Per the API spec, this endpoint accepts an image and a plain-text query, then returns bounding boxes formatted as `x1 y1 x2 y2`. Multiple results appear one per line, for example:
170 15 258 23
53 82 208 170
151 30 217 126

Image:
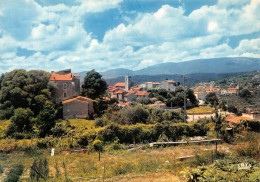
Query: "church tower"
125 75 131 91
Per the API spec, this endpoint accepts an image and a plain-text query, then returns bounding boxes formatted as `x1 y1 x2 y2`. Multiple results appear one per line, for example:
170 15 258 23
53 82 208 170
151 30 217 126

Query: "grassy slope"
0 143 235 181
0 120 10 138
187 106 214 114
1 119 259 181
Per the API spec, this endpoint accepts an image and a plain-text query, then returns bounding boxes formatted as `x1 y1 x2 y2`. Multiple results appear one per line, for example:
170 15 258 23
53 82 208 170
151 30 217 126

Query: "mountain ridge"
77 57 260 80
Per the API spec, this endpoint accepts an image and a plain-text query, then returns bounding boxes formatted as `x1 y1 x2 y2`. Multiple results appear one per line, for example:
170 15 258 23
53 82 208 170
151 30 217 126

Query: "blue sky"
0 0 259 73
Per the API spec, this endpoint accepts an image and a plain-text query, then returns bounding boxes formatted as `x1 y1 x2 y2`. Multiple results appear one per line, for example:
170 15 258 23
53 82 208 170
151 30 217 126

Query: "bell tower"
125 75 131 91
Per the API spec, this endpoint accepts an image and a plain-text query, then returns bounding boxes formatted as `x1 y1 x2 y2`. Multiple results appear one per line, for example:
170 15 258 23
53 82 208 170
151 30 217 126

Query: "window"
64 92 66 98
64 83 67 89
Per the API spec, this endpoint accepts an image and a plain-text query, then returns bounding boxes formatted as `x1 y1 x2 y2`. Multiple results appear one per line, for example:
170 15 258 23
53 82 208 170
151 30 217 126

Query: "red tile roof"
166 80 175 83
226 115 252 124
114 90 124 94
124 91 135 96
50 73 79 81
114 83 125 87
62 96 94 104
109 88 118 92
132 87 142 91
134 91 150 96
102 97 111 101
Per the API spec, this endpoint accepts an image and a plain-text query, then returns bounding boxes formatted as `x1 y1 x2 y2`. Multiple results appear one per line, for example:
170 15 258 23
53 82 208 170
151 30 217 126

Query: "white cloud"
0 0 259 73
0 0 41 40
76 0 123 14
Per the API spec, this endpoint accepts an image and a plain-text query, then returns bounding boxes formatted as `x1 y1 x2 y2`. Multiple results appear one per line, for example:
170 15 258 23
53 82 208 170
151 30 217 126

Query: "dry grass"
103 171 182 182
187 106 214 114
0 143 236 181
0 120 10 138
64 119 96 129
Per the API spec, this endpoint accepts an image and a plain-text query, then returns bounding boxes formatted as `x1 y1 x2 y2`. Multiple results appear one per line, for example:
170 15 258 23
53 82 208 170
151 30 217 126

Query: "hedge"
78 122 209 146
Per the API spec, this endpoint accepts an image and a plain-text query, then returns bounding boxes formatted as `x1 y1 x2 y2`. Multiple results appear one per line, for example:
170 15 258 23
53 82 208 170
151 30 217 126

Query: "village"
0 68 259 181
50 69 260 126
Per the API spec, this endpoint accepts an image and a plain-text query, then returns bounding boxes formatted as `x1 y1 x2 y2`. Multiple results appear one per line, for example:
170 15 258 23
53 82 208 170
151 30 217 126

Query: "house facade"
160 80 177 91
62 96 95 119
49 69 80 103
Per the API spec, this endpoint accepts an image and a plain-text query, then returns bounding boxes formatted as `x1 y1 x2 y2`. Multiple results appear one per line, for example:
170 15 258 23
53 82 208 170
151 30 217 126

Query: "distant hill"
133 57 260 75
77 68 133 83
77 57 260 82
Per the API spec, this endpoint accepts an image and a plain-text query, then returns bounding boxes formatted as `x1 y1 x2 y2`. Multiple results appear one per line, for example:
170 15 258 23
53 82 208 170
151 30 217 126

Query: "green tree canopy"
0 69 51 119
81 69 107 99
205 92 219 106
0 69 58 137
239 89 251 98
7 108 34 135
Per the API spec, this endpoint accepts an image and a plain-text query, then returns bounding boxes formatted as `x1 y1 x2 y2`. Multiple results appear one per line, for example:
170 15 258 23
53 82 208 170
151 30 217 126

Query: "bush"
112 105 149 125
184 158 260 182
95 118 108 127
235 141 260 158
36 137 57 149
7 108 33 135
51 124 67 137
242 120 260 132
92 139 103 152
5 164 24 182
107 138 124 150
8 132 32 139
0 165 3 174
98 122 209 144
30 158 49 181
77 130 98 147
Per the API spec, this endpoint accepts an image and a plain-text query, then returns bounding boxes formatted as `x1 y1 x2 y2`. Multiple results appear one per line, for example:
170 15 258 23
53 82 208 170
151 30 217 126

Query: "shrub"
36 137 57 149
30 158 49 181
184 158 260 182
235 142 260 158
107 138 125 150
92 139 103 152
98 122 209 144
95 118 108 127
5 164 24 182
51 124 67 137
9 132 32 139
0 165 3 174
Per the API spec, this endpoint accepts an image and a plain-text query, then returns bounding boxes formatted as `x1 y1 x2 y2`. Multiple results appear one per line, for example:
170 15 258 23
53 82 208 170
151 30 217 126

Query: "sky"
0 0 259 73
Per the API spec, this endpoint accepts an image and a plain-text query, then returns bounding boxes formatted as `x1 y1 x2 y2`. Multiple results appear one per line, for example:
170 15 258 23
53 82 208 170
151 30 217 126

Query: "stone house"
62 96 95 119
49 69 80 103
134 91 151 98
124 91 136 102
49 69 95 119
159 80 177 91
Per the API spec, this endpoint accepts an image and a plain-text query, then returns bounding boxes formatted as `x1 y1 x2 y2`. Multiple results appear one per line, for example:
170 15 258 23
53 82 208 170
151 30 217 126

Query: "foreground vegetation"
0 117 259 181
0 132 259 181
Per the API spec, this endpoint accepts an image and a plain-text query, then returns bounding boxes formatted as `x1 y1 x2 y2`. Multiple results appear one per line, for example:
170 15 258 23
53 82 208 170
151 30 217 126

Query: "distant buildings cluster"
107 75 177 108
191 82 241 101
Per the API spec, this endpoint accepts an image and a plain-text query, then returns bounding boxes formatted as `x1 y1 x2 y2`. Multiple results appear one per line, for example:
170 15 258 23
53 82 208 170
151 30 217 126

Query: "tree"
7 108 34 134
35 102 57 137
0 69 51 119
81 69 107 99
205 92 219 106
187 89 198 106
239 89 251 98
0 73 4 90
